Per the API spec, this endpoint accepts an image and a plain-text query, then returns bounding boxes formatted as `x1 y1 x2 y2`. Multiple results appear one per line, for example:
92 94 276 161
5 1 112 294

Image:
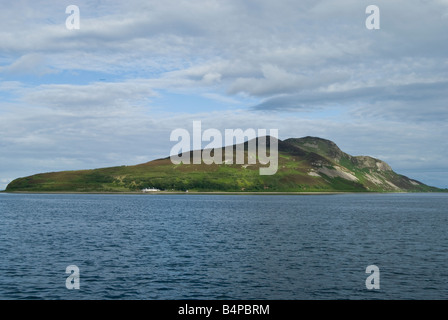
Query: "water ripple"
0 193 447 299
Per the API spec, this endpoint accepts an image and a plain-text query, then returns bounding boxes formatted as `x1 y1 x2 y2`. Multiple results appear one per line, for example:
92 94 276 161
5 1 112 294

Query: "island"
5 136 443 193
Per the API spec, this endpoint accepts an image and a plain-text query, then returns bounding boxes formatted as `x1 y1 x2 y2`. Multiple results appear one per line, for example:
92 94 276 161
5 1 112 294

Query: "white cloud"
0 54 56 76
21 80 157 113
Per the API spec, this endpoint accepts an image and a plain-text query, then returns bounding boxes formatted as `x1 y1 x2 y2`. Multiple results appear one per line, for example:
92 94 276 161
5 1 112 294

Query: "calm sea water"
0 193 447 300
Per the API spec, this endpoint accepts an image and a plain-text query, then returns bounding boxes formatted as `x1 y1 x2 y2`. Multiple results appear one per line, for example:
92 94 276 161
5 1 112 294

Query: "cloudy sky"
1 0 448 190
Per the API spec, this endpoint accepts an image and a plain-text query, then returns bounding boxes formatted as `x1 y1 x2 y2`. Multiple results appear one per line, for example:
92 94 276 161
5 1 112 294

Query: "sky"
1 0 448 190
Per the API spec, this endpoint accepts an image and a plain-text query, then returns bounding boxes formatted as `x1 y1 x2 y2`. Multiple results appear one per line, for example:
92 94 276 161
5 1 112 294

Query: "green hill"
5 136 442 193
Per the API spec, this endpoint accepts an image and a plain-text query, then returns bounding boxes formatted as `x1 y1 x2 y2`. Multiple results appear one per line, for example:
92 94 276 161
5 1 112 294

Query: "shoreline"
2 190 443 195
1 190 351 195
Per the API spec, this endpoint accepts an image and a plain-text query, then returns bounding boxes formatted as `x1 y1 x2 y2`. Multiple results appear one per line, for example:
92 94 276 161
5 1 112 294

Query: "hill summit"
6 136 440 193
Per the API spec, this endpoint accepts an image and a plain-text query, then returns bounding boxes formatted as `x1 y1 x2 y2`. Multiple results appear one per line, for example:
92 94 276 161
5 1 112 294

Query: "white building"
142 187 160 192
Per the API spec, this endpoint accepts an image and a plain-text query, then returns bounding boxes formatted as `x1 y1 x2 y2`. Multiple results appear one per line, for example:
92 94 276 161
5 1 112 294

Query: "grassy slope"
5 137 443 193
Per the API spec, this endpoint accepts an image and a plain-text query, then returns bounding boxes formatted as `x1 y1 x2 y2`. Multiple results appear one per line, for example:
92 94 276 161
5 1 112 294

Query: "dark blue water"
0 193 447 300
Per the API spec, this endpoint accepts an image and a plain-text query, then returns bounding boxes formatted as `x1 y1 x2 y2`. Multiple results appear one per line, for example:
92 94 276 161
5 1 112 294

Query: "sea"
0 192 447 300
